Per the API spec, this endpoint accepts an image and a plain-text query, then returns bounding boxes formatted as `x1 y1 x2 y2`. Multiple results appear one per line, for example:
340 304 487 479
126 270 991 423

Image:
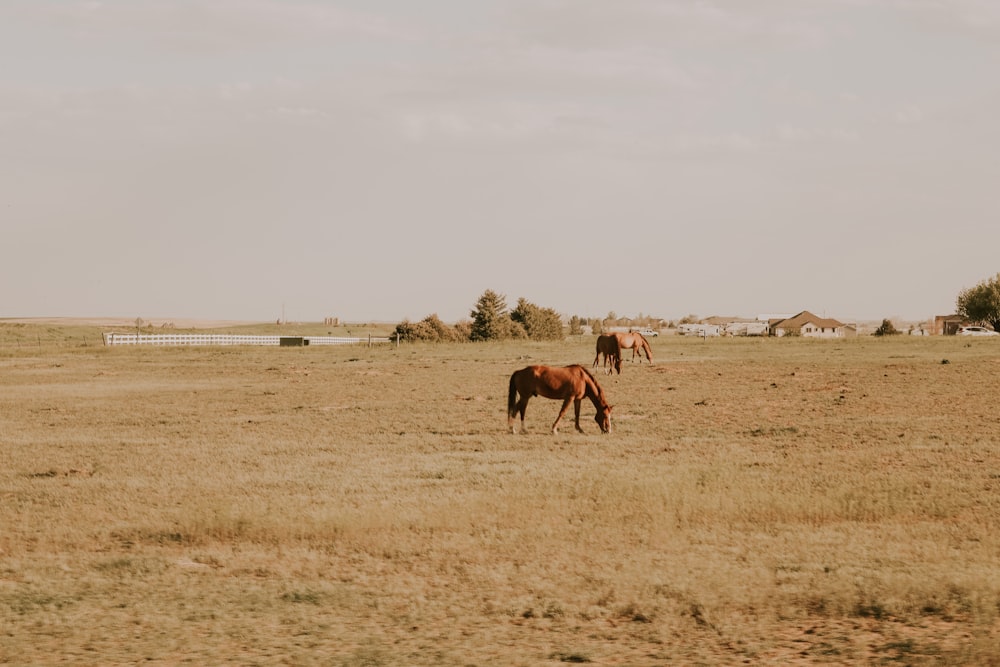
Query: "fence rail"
102 333 392 347
304 336 391 346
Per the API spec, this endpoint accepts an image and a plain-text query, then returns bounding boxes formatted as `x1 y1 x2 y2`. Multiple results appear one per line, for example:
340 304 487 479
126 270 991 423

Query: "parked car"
958 326 999 336
636 328 659 337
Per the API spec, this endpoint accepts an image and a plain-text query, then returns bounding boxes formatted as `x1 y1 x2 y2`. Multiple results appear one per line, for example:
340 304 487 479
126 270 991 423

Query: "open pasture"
2 326 1000 665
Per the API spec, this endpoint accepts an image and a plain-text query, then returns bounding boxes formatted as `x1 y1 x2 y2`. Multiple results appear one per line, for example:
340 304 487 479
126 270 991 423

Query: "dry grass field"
2 322 1000 665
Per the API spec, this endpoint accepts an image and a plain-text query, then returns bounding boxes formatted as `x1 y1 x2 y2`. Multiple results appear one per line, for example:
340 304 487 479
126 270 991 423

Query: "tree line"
393 274 1000 342
392 289 610 342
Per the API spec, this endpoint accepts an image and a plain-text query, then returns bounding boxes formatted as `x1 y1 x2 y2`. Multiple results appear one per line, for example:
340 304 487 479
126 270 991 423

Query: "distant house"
934 315 965 336
770 311 846 338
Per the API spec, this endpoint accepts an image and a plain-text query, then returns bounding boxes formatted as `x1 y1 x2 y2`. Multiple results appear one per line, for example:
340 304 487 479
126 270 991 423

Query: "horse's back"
514 364 589 399
596 334 620 353
614 332 634 347
616 331 650 349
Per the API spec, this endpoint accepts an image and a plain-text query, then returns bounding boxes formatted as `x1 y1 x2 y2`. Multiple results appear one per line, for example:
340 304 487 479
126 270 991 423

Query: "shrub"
392 314 464 342
874 319 900 337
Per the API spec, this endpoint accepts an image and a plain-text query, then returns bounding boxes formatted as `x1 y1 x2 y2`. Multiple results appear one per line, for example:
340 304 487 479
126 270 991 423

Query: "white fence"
102 333 392 347
305 336 392 346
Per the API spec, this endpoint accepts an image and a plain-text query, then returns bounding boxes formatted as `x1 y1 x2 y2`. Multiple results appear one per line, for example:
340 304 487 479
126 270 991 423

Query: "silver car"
958 326 999 336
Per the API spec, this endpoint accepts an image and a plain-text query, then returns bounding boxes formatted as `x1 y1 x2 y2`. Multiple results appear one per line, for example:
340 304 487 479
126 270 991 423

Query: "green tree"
956 273 1000 333
873 319 900 337
568 315 583 336
511 298 564 340
470 289 513 341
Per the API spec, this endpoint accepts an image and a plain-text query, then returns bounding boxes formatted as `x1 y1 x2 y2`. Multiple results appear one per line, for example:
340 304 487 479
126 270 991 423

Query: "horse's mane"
578 365 608 403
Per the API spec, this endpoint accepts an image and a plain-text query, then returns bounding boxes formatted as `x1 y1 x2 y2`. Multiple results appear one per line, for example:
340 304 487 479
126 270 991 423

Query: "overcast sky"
4 1 999 324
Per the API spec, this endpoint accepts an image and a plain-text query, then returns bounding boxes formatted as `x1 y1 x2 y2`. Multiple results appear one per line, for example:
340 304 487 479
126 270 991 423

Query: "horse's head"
594 405 613 434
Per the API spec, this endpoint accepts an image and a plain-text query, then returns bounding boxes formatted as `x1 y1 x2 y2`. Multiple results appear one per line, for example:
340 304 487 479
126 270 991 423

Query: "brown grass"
2 325 1000 665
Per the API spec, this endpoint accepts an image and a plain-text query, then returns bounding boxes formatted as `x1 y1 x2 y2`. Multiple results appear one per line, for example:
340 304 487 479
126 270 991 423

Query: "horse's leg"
551 397 573 434
513 396 530 434
573 398 584 433
508 391 518 433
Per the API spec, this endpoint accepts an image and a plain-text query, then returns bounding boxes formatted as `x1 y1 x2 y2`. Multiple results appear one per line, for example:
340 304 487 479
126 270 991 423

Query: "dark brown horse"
615 331 653 364
593 334 622 375
508 364 612 434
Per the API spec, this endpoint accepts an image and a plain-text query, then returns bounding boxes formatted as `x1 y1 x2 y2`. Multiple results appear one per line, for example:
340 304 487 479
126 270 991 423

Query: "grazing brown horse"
615 331 653 364
508 364 612 434
593 334 622 375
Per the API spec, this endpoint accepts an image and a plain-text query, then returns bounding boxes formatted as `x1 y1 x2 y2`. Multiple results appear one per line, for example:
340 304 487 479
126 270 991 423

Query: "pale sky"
4 1 999 324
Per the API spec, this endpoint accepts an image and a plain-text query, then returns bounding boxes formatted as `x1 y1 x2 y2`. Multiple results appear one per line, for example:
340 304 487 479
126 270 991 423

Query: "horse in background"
593 334 622 375
508 364 612 434
615 331 653 364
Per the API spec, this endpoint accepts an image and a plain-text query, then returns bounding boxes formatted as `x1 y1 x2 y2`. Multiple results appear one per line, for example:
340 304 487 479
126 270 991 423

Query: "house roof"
772 310 845 330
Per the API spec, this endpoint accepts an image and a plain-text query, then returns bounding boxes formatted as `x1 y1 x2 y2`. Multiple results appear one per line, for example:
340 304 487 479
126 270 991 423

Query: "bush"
874 319 900 336
392 314 465 342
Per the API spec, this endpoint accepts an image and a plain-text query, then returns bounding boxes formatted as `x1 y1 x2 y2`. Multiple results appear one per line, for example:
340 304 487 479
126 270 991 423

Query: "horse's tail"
507 370 519 417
